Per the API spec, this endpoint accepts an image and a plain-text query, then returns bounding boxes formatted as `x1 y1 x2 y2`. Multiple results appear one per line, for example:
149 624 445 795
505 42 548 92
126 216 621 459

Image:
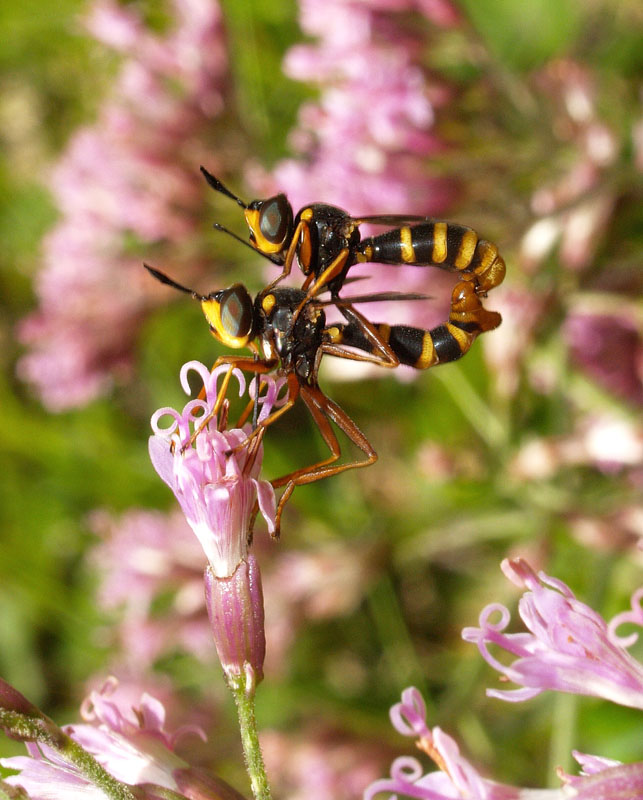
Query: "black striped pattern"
331 319 477 369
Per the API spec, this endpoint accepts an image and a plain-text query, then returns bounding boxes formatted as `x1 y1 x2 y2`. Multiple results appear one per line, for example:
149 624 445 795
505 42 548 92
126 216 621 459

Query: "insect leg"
291 248 351 324
263 220 307 291
270 383 377 537
184 356 275 451
329 280 501 370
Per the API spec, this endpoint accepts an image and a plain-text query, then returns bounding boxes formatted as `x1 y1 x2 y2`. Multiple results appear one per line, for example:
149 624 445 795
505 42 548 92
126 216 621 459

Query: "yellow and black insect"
199 166 506 306
145 264 501 536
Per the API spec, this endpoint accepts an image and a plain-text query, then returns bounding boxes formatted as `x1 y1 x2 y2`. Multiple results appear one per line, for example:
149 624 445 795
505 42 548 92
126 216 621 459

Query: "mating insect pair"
146 171 505 535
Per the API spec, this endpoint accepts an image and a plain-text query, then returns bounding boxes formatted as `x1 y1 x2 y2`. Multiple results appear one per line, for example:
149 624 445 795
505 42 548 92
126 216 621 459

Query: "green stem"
229 670 272 800
0 708 136 800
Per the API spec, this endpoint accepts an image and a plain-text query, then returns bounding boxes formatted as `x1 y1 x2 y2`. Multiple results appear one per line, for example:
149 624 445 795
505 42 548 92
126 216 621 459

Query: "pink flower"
89 508 212 667
18 0 228 410
70 678 204 786
365 688 525 799
560 758 643 799
149 361 284 687
0 677 247 800
0 678 243 800
149 362 278 577
462 558 643 708
365 687 643 799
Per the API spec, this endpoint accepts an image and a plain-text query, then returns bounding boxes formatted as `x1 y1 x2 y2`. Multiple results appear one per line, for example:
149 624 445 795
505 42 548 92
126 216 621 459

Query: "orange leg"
324 304 400 368
182 355 277 451
263 220 306 291
291 248 351 325
270 382 377 537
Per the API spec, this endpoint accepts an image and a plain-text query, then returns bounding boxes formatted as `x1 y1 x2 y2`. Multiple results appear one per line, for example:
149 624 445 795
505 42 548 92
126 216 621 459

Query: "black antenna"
144 264 203 300
211 223 283 265
200 166 247 209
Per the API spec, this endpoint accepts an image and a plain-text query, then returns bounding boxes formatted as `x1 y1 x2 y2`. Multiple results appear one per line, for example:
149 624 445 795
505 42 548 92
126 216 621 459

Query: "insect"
145 263 501 536
199 166 506 305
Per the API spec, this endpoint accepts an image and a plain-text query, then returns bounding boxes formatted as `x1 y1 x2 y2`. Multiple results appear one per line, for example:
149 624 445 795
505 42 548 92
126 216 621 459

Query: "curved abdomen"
357 222 506 294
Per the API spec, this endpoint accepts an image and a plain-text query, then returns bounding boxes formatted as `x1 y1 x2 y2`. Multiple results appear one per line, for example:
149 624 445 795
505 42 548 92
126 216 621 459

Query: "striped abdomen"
356 222 506 293
328 281 502 369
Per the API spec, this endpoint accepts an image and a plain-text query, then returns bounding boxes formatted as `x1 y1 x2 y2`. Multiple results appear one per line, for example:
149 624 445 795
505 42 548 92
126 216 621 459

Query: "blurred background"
0 0 641 796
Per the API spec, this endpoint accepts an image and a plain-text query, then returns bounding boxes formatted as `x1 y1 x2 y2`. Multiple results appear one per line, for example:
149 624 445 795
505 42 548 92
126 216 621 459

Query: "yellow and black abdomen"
329 280 501 369
357 222 506 294
331 320 471 369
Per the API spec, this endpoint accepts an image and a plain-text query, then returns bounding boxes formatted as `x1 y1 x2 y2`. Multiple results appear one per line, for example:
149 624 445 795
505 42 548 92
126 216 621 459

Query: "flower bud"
204 557 266 690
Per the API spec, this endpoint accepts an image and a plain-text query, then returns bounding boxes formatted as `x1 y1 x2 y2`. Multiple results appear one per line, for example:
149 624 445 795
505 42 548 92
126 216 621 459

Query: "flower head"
462 558 643 709
149 361 286 687
0 678 247 800
365 686 643 800
149 361 281 578
365 687 531 799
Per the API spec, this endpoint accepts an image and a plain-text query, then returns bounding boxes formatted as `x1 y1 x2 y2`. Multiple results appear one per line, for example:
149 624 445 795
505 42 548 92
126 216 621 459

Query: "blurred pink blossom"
262 542 374 672
520 59 619 274
482 286 547 398
249 0 462 332
568 505 643 553
90 508 212 666
564 307 643 407
18 0 228 410
261 725 388 800
90 506 375 676
511 412 643 480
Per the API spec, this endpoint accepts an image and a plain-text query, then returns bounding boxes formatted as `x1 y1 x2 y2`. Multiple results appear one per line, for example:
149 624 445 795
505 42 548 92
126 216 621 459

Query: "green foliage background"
0 0 641 793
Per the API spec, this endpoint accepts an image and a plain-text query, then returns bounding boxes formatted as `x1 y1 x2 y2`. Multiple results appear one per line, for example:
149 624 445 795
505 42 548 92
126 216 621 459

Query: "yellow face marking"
327 326 341 343
399 227 416 263
244 208 283 254
201 299 250 349
455 229 478 270
300 208 314 222
261 294 276 315
432 222 448 263
414 333 436 369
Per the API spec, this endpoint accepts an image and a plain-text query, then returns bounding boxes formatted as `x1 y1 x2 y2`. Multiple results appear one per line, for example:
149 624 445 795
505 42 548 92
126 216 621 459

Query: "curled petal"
150 406 182 437
249 375 290 423
389 687 431 739
608 587 643 648
363 757 431 800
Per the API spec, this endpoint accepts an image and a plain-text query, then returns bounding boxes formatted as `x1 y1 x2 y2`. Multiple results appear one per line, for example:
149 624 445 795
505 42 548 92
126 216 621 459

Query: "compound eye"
259 195 292 246
219 284 253 338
